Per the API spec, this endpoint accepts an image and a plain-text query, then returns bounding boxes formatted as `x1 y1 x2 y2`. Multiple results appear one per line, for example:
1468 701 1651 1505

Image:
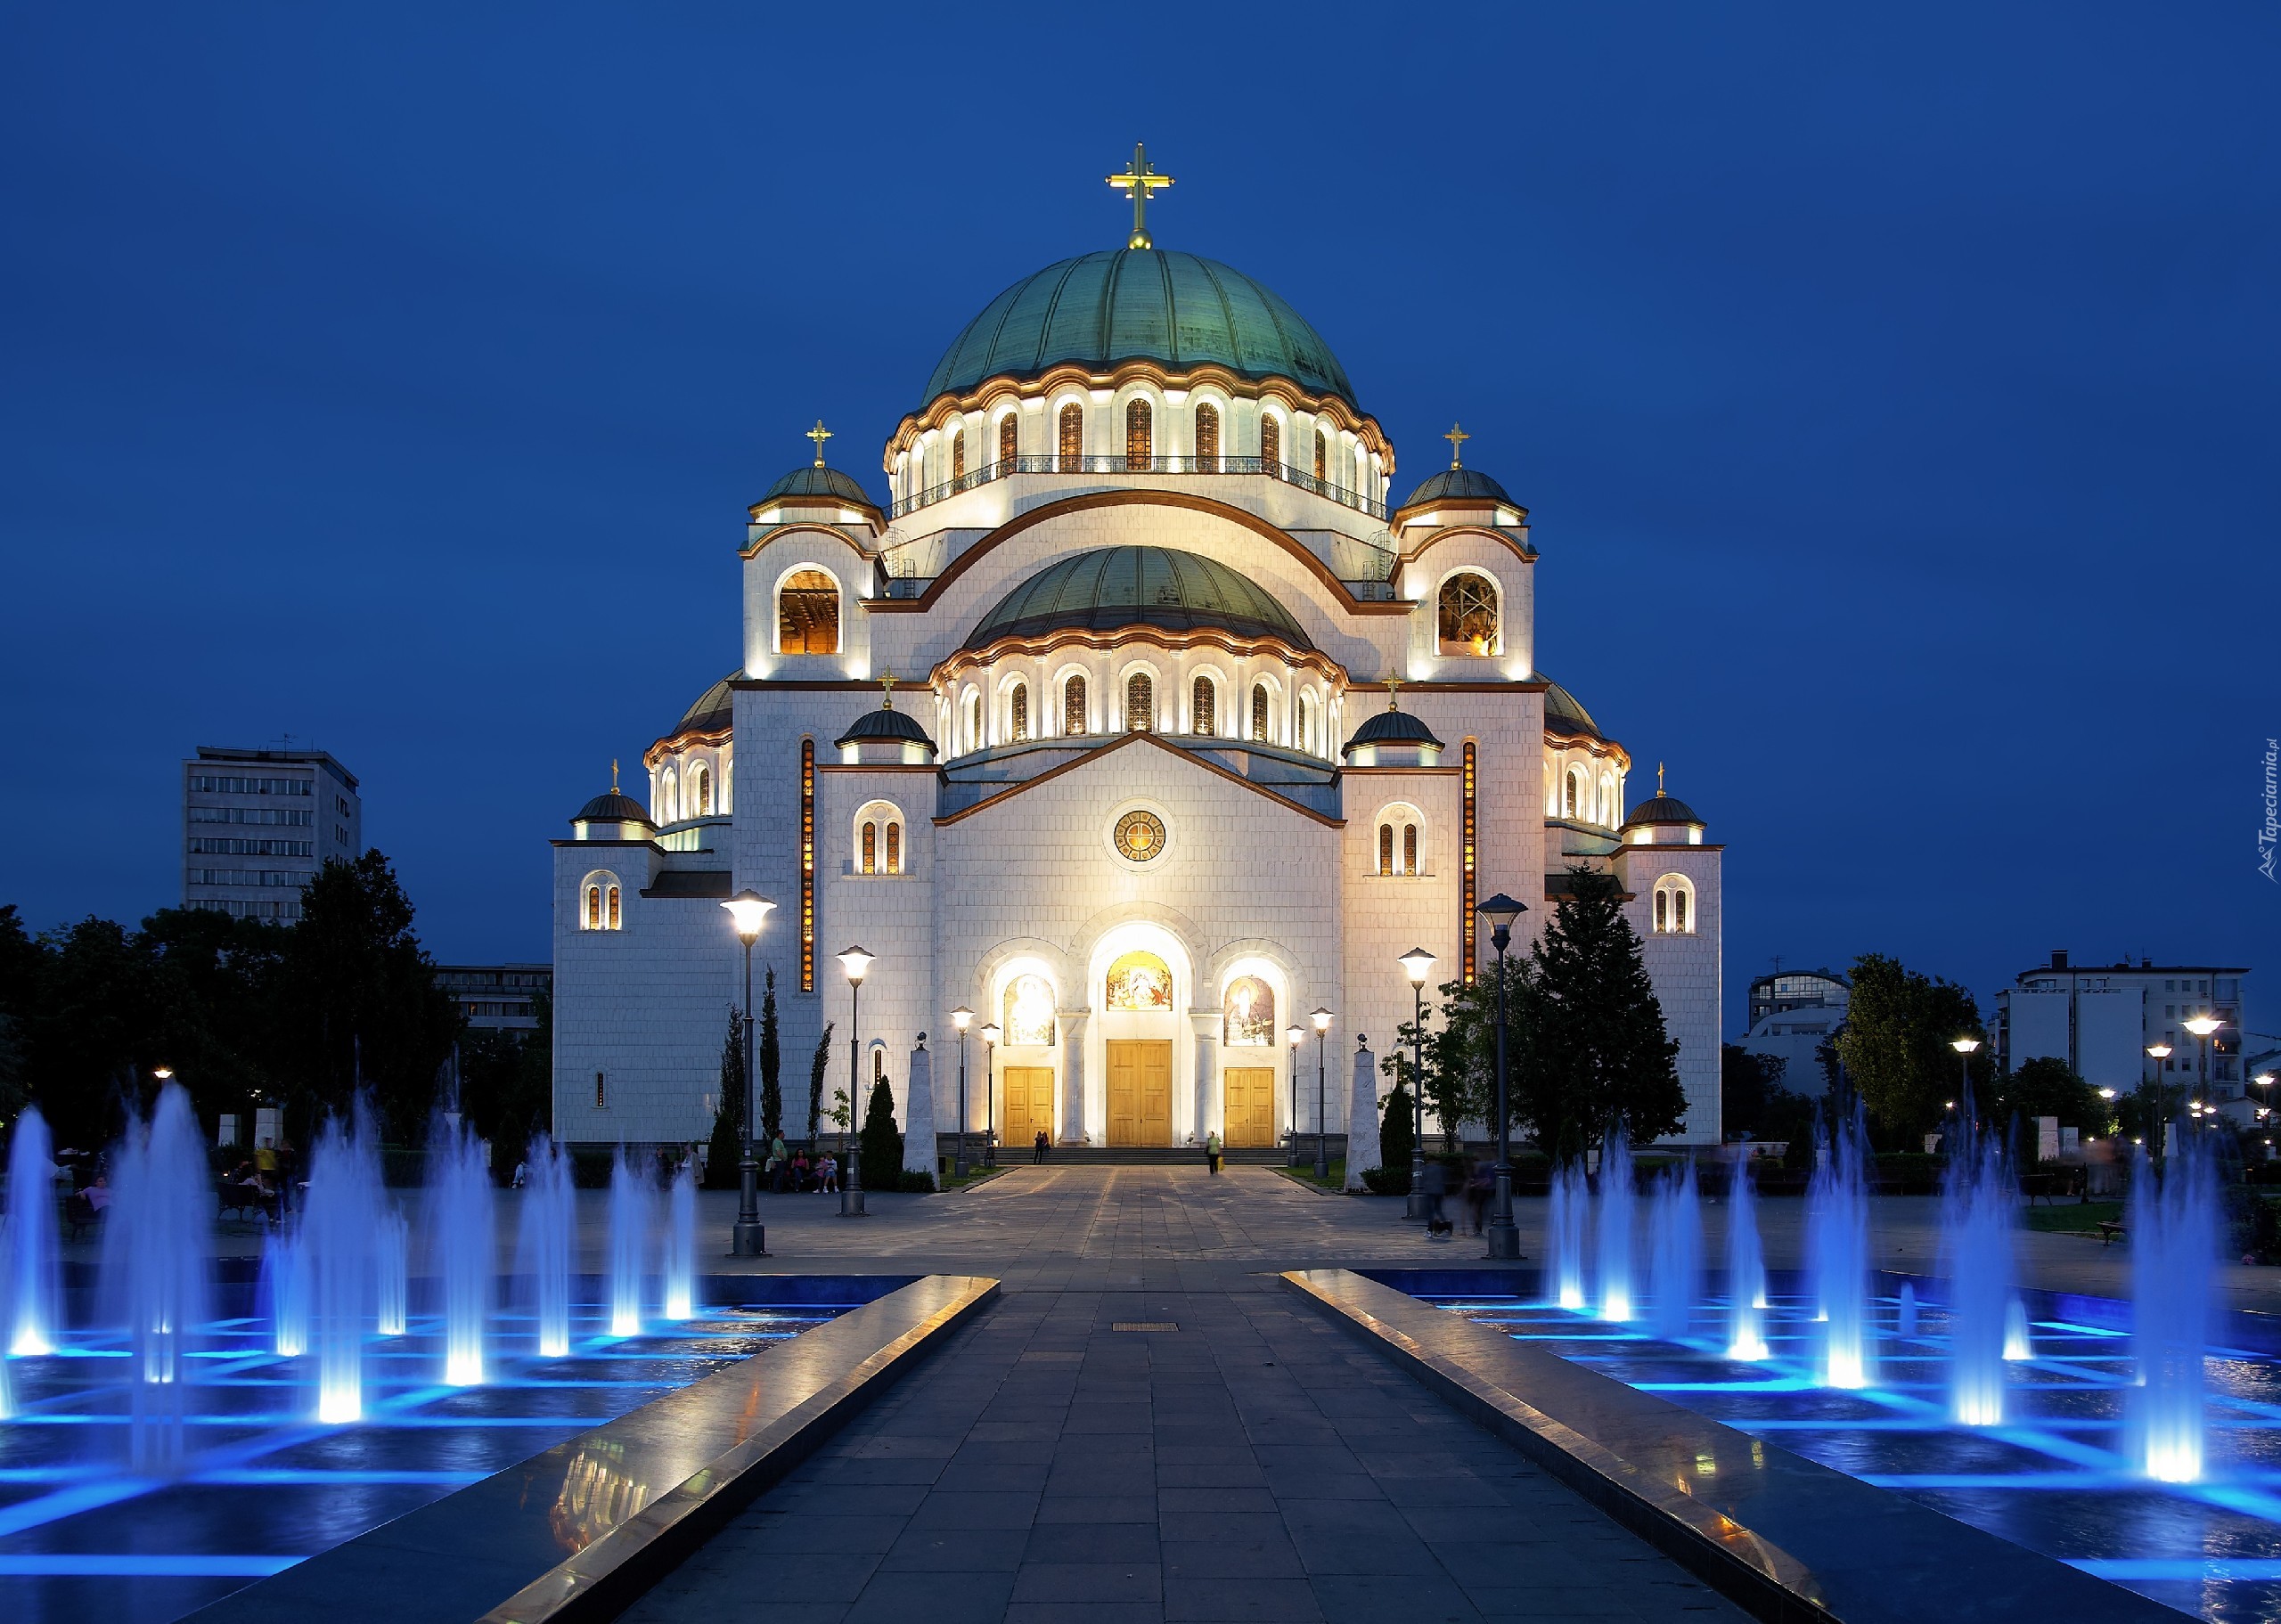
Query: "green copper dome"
920 250 1356 411
965 545 1311 650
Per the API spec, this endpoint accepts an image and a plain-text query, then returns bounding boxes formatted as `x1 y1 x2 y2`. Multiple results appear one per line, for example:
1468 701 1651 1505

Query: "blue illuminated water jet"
1726 1155 1769 1359
609 1149 650 1338
1940 1106 2018 1425
1647 1158 1700 1343
426 1118 493 1385
1808 1106 1874 1389
4 1106 61 1359
1548 1159 1587 1310
517 1134 574 1357
2131 1137 2215 1483
1597 1128 1635 1323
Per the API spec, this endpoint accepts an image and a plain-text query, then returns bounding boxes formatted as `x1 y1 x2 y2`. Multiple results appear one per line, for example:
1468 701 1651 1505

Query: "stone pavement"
616 1168 1754 1623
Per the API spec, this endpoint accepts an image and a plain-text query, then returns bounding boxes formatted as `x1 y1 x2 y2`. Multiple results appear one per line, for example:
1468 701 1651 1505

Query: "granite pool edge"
188 1273 1000 1624
1279 1267 2180 1624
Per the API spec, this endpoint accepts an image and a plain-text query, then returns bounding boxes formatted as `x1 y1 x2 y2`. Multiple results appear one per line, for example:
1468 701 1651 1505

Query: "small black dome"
1623 794 1702 828
576 790 652 826
1342 707 1443 755
756 464 876 507
834 706 938 753
1401 466 1514 509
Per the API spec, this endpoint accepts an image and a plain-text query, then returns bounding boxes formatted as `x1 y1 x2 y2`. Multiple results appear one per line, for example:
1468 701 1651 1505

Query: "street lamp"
719 890 775 1257
837 946 875 1218
1311 1008 1335 1180
2146 1043 2173 1165
1286 1024 1304 1167
951 1007 973 1179
1476 892 1528 1261
1950 1038 1980 1127
1398 947 1436 1221
2184 1016 2222 1119
153 1066 174 1081
980 1023 1000 1166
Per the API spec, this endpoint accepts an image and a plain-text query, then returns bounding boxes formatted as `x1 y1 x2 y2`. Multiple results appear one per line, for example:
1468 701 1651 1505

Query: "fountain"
261 1225 308 1358
1896 1282 1917 1338
1647 1158 1701 1343
100 1082 213 1470
376 1204 409 1336
2130 1136 2215 1483
517 1133 575 1357
1725 1154 1769 1359
1807 1106 1874 1389
1940 1112 2018 1425
664 1158 697 1321
303 1118 385 1422
609 1149 650 1338
4 1105 61 1357
427 1117 495 1385
1597 1128 1635 1323
1548 1159 1588 1310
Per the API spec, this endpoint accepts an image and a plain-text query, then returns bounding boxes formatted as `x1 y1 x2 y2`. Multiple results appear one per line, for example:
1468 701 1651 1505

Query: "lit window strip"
800 738 815 992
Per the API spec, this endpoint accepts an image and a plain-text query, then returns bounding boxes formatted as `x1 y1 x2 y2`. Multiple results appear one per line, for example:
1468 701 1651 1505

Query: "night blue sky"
4 5 2276 1037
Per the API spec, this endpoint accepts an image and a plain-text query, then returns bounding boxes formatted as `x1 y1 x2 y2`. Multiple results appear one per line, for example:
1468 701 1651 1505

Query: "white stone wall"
1615 843 1724 1144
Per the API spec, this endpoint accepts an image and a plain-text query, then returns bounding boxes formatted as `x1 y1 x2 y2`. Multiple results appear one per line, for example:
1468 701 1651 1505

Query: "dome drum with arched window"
1623 791 1706 846
836 698 939 765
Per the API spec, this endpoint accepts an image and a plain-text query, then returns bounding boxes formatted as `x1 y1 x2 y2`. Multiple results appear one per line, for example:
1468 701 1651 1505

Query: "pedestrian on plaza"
1033 1129 1050 1164
791 1149 811 1190
1206 1130 1222 1176
1420 1157 1450 1237
1465 1155 1492 1236
769 1131 789 1193
820 1153 838 1195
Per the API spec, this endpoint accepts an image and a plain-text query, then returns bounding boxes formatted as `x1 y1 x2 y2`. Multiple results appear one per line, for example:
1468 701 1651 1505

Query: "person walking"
1033 1129 1050 1164
769 1131 789 1193
1465 1155 1492 1236
1420 1156 1450 1238
1206 1130 1223 1176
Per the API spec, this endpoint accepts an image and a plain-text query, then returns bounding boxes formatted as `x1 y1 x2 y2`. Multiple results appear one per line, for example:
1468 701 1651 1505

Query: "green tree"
805 1023 834 1147
1532 869 1684 1151
1994 1056 2112 1143
858 1073 902 1189
1378 1081 1416 1192
705 1006 745 1188
1833 954 1991 1143
757 968 781 1135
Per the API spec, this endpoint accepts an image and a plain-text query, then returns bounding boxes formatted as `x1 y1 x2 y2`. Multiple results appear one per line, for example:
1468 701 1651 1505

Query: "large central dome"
920 249 1355 412
965 545 1312 650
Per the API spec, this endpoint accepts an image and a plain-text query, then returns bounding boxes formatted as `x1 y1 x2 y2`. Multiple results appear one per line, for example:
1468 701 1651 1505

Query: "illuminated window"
1058 403 1083 470
585 885 601 928
1654 876 1696 934
885 821 901 875
1261 412 1280 472
1195 403 1220 470
1251 682 1268 741
1126 398 1152 464
692 764 712 817
1126 672 1154 732
1191 675 1215 735
581 871 624 931
1565 770 1582 819
1404 824 1418 874
1065 673 1087 735
862 822 877 874
1437 573 1498 655
1003 974 1055 1045
778 569 840 655
1224 976 1274 1045
950 428 964 481
1378 824 1394 876
1107 951 1173 1010
595 1072 607 1109
998 412 1018 466
1298 692 1316 755
1010 681 1029 741
1313 428 1327 482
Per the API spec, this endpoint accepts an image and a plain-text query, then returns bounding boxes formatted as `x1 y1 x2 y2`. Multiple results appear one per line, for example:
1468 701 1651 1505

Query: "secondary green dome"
920 250 1356 411
965 545 1311 650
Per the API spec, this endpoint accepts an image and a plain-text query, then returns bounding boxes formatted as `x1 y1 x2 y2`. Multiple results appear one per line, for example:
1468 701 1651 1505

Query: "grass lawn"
1269 1159 1348 1193
2023 1199 2123 1235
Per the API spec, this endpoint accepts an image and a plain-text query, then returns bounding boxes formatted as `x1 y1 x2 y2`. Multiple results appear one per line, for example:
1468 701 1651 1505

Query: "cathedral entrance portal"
1002 1066 1054 1153
1107 1041 1173 1146
1222 1066 1276 1147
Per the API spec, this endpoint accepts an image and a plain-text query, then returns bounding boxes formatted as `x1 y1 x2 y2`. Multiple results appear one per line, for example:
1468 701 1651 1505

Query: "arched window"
779 568 840 655
1403 823 1418 875
1313 428 1328 482
1106 951 1173 1009
963 691 982 754
1010 681 1029 742
1598 773 1617 827
950 428 965 481
1260 412 1280 472
998 412 1018 467
1058 403 1083 470
1565 770 1582 819
1223 976 1274 1045
885 821 901 875
1654 876 1696 934
1378 823 1394 876
1195 403 1220 471
1298 692 1316 755
1191 675 1215 736
1437 573 1498 655
1125 672 1154 732
1125 398 1152 465
585 885 601 928
692 764 712 817
658 765 678 824
581 871 624 931
861 822 878 875
1003 974 1055 1045
1065 673 1087 735
1250 682 1268 741
608 885 619 928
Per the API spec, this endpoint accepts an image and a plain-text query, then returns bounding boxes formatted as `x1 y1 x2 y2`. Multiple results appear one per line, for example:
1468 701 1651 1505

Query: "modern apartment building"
1996 950 2252 1114
436 965 552 1033
182 746 362 922
1737 967 1850 1094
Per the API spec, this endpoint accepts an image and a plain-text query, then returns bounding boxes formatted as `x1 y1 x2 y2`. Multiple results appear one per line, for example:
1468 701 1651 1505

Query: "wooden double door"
1107 1040 1173 1147
1002 1066 1054 1151
1222 1066 1277 1147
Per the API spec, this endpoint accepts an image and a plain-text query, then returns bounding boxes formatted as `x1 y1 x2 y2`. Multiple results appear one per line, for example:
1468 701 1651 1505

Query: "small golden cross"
610 758 619 792
1385 673 1403 710
1443 422 1470 469
805 419 834 466
1657 762 1665 796
1106 142 1174 250
879 670 895 708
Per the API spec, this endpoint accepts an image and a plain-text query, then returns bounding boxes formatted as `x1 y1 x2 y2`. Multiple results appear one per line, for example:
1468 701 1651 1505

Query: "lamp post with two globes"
720 890 775 1256
1398 948 1435 1220
837 946 875 1217
1476 893 1528 1261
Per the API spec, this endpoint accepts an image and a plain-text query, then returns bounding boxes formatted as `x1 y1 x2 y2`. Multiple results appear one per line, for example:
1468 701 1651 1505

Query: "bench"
217 1181 277 1223
2097 1220 2126 1247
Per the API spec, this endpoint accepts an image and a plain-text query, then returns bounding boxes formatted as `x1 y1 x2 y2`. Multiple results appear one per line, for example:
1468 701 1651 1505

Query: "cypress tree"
704 1006 744 1187
859 1073 902 1189
757 967 782 1135
804 1024 833 1148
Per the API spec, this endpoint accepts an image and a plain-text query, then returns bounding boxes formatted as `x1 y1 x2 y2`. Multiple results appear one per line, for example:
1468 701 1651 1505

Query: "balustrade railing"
887 454 1388 522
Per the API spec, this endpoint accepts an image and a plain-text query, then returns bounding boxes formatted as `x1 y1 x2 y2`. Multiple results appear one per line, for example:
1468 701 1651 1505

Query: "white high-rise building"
1997 951 2252 1115
182 746 362 922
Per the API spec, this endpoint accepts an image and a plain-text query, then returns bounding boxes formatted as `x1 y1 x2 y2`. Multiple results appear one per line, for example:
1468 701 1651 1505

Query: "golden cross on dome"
1443 422 1470 469
805 420 833 466
610 758 620 792
1107 142 1174 250
879 670 895 708
1385 673 1403 711
1657 762 1665 796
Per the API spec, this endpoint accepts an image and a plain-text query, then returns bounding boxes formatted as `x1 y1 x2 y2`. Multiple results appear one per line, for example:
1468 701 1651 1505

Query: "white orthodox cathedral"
552 155 1721 1157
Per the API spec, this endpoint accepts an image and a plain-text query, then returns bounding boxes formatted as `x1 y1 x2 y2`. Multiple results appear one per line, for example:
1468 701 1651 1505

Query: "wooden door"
1002 1066 1054 1150
1107 1040 1173 1146
1222 1066 1275 1147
